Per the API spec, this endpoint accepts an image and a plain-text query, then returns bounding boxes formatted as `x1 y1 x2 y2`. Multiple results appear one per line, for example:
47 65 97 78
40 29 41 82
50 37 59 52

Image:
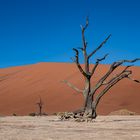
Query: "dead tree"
63 18 140 120
36 96 43 116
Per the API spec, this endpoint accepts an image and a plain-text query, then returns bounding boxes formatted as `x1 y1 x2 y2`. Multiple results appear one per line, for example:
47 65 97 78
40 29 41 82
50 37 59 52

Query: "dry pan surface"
0 115 140 140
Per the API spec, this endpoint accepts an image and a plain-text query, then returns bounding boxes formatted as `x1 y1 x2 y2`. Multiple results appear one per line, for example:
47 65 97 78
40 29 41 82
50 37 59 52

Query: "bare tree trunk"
84 95 93 118
36 96 43 116
39 106 42 116
83 77 95 118
84 92 97 118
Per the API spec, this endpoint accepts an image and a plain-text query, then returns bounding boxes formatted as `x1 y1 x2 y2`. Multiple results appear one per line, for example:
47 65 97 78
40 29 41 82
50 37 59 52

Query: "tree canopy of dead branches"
62 17 140 121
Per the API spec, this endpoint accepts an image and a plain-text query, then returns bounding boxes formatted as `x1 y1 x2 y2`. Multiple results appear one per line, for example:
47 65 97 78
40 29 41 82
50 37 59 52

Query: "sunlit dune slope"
0 63 140 115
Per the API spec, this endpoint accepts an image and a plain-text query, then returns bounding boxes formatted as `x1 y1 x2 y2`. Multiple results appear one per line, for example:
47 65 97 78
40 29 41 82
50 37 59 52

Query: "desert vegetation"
63 18 140 121
36 96 44 116
28 97 47 116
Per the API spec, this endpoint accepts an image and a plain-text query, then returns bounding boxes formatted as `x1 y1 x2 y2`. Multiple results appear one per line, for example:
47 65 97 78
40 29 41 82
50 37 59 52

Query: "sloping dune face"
0 63 140 116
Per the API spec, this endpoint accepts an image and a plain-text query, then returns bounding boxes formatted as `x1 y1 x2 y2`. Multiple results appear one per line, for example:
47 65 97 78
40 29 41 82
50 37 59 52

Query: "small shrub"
42 112 48 116
29 112 36 116
53 113 57 116
13 113 17 116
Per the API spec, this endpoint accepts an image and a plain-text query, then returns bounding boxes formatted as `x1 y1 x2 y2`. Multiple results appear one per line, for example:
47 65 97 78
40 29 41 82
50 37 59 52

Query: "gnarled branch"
88 34 111 59
73 48 87 77
91 54 109 76
127 76 140 83
80 17 89 34
94 71 132 108
90 60 139 96
62 80 83 93
97 58 140 87
80 17 88 50
102 65 133 85
80 17 89 73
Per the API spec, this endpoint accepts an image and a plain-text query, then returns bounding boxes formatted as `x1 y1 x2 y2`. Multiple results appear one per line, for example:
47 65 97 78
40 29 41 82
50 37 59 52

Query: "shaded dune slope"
0 63 140 115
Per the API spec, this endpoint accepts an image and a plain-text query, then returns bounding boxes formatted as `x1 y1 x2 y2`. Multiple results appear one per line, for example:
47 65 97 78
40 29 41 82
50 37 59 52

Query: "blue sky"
0 0 140 68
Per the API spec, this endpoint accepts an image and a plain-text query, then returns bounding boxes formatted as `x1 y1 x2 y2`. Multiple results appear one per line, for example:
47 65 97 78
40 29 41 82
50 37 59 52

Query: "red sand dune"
0 63 140 116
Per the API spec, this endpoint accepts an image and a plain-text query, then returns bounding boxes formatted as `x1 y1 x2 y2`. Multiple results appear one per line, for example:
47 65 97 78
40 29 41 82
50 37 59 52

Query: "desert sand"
0 115 140 140
0 63 140 116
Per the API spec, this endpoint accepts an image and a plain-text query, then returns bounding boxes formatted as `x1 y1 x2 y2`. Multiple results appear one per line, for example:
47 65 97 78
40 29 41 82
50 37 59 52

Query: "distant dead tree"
36 96 43 116
63 17 140 120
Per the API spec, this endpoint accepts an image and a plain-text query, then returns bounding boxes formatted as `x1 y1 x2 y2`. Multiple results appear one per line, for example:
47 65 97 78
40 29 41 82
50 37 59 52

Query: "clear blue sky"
0 0 140 68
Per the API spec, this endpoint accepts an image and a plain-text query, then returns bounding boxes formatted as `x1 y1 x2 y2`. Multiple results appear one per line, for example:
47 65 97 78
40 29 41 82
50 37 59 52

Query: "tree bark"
83 77 96 118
